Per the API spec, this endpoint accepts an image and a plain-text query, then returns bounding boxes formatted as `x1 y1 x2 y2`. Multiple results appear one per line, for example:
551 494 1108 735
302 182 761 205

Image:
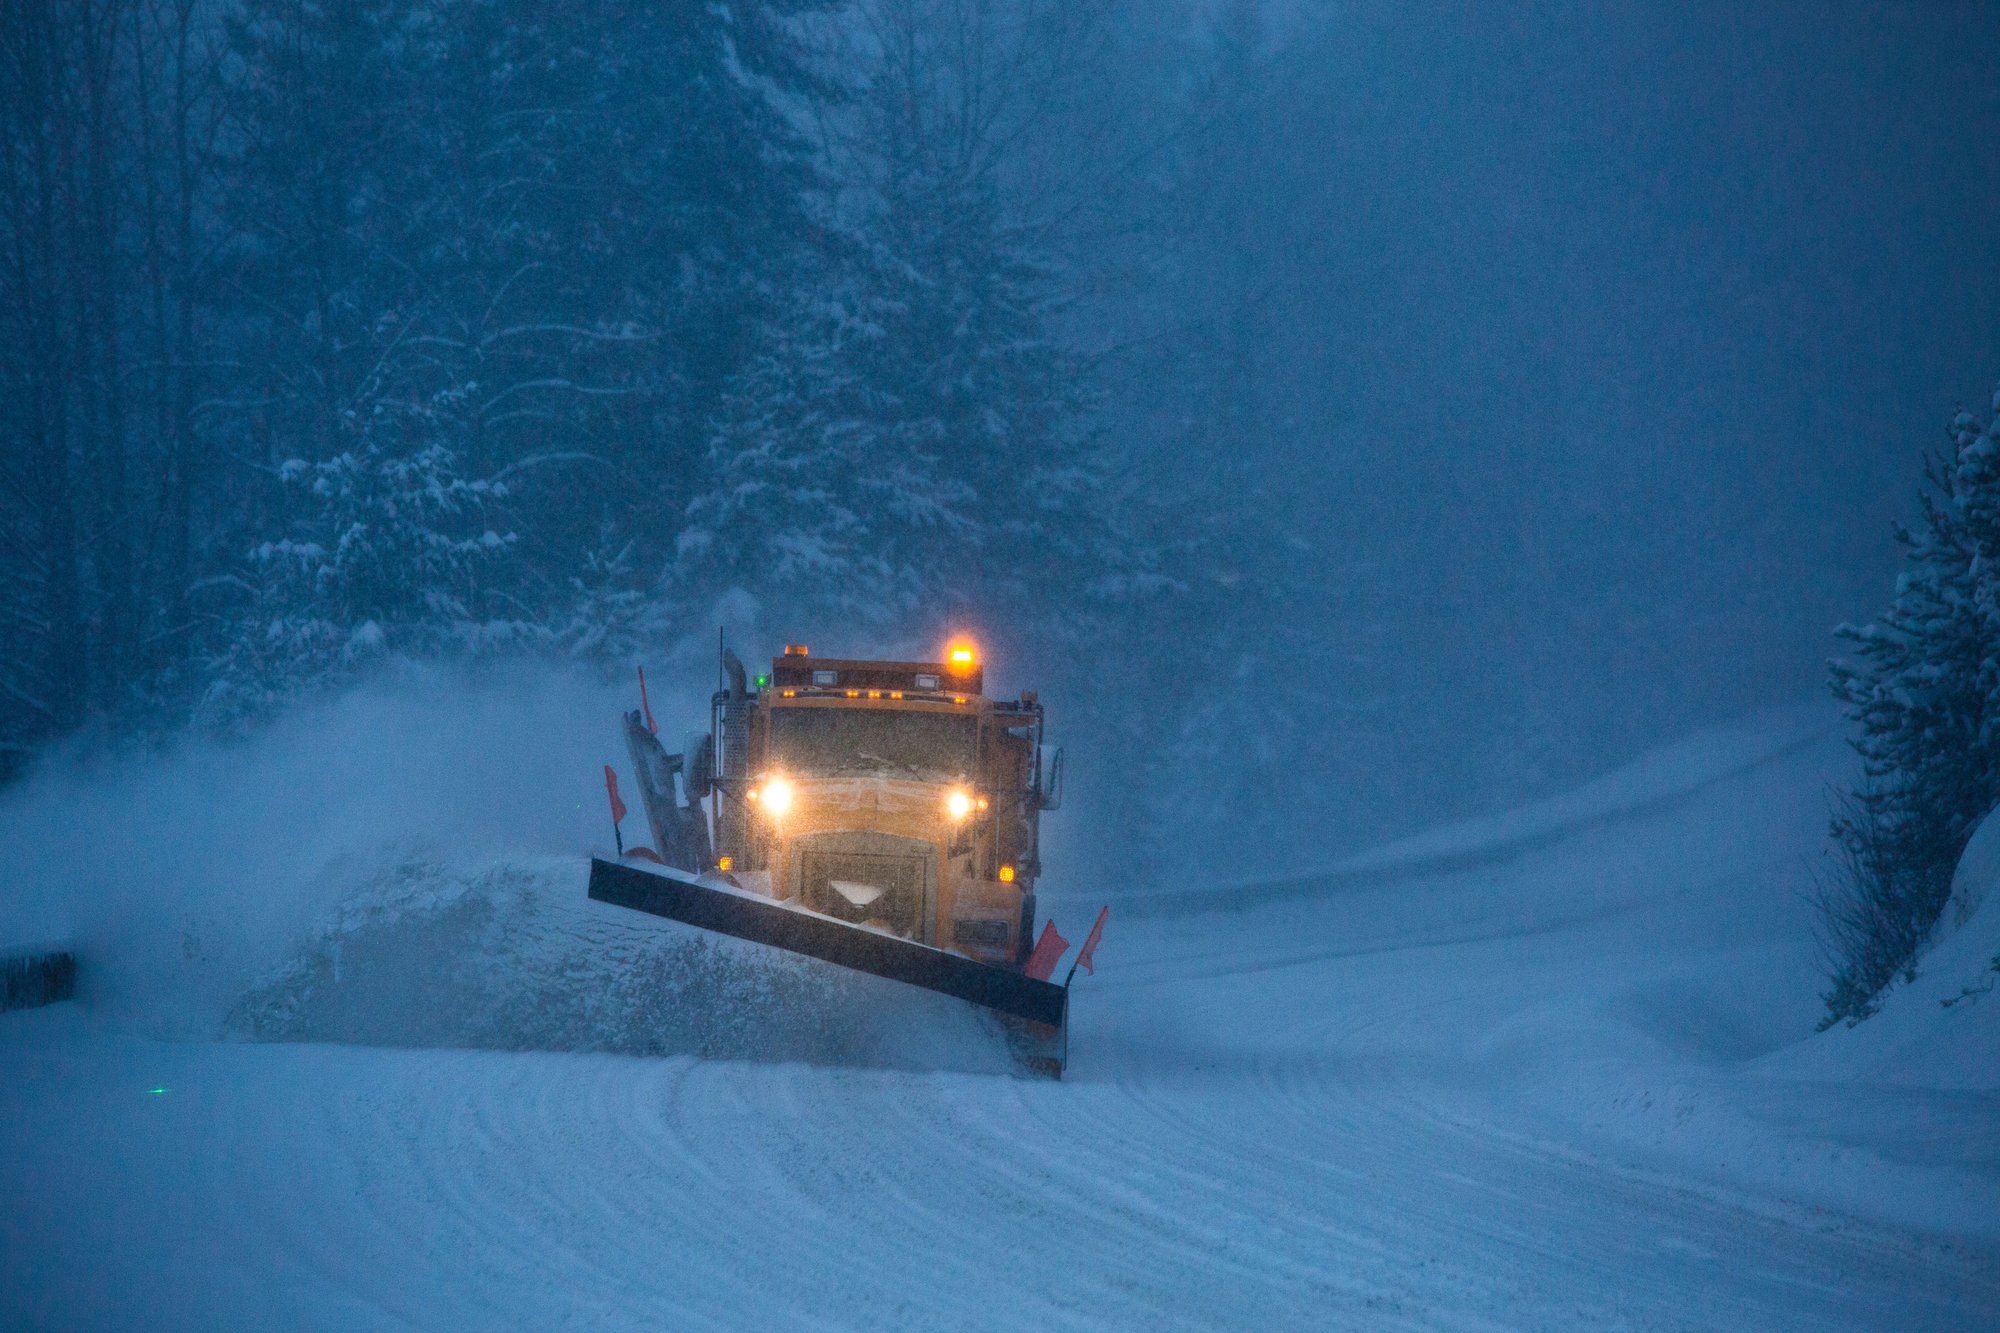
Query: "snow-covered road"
5 705 1997 1329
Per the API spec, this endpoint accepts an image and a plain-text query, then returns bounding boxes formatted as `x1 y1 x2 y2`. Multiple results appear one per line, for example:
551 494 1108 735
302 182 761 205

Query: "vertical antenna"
716 625 727 846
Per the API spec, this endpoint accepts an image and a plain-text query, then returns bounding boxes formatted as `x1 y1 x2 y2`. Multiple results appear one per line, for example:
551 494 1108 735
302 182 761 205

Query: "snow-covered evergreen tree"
201 0 838 709
392 0 834 583
547 521 669 666
686 283 912 624
1823 383 2000 1023
680 0 1142 643
198 386 535 724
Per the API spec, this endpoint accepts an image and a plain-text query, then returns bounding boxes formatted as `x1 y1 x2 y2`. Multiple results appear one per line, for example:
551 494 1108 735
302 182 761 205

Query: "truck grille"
953 919 1011 952
799 850 925 938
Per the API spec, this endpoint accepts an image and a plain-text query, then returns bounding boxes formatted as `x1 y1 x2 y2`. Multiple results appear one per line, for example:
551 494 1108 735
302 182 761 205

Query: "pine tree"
1823 384 2000 1023
392 0 834 580
686 281 907 624
198 384 534 725
204 0 838 705
680 0 1142 644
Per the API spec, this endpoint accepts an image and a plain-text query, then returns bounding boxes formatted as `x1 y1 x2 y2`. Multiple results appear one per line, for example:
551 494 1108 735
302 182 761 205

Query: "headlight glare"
760 776 795 816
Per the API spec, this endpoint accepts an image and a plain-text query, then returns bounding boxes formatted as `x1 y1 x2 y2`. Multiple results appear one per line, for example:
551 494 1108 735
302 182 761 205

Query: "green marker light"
144 1087 167 1096
755 675 769 688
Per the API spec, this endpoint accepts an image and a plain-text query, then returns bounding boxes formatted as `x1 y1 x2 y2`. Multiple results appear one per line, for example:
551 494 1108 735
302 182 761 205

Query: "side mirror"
1039 746 1065 811
682 732 715 803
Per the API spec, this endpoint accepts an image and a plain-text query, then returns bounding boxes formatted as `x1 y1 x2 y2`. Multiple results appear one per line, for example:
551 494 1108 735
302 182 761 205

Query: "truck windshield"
769 707 974 782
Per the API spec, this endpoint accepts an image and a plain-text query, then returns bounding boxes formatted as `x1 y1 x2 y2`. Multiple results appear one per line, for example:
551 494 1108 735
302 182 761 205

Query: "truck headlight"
946 789 973 820
758 776 795 816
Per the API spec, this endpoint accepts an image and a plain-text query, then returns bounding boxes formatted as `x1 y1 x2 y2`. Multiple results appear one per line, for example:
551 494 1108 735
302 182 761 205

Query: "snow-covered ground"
2 682 1996 1329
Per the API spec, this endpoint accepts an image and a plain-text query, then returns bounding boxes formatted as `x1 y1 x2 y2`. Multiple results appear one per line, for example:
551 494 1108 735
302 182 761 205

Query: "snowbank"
3 689 1995 1329
0 663 654 1035
1122 700 1840 918
1380 704 2000 1242
224 851 1015 1073
1766 808 2000 1092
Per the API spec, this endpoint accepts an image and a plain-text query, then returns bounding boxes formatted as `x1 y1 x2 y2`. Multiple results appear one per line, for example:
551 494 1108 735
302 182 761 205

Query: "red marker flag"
1022 919 1070 982
603 765 627 826
1074 905 1109 977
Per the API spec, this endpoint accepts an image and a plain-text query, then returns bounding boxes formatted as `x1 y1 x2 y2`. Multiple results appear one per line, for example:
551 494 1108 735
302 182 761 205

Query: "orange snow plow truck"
587 639 1095 1076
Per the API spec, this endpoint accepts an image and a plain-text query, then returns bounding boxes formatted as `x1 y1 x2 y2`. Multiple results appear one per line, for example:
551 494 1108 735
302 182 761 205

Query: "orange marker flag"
604 764 627 826
1073 905 1109 978
1022 919 1069 982
603 765 628 856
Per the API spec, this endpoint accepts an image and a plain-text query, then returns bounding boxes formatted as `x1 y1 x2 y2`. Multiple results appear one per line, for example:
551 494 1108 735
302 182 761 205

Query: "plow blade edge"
587 858 1069 1031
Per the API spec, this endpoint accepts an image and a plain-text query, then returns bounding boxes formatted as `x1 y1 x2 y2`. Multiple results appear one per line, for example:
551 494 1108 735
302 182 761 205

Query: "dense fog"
3 1 1997 880
6 11 2000 1326
1079 2 2000 868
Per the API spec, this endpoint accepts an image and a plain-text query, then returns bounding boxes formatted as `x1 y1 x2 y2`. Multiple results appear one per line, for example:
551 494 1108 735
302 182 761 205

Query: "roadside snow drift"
1771 805 2000 1090
227 854 1016 1074
2 686 1996 1330
0 666 663 1035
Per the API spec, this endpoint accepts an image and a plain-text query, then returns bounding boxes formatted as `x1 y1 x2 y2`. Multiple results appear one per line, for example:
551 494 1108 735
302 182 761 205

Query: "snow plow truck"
587 639 1098 1076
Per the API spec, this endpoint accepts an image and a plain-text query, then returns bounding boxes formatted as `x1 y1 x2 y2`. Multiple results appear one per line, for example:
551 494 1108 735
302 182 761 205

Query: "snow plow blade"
588 857 1067 1070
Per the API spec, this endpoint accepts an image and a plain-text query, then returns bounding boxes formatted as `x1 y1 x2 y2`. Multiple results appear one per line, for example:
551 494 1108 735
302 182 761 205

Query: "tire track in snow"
7 712 1997 1329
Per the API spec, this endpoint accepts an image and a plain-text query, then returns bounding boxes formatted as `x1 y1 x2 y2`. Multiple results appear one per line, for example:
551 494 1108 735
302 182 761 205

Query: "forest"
5 1 1999 932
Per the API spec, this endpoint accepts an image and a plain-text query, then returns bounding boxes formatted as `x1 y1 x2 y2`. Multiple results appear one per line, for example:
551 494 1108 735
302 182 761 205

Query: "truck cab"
704 642 1056 967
